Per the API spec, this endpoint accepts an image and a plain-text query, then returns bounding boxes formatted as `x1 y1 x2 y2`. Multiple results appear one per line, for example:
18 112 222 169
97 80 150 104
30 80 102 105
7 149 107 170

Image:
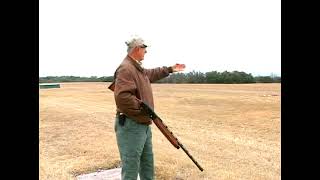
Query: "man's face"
136 46 147 61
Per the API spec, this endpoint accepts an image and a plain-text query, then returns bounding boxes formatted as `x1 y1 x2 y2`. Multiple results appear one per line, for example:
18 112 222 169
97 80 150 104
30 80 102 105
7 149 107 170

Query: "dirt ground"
39 82 280 180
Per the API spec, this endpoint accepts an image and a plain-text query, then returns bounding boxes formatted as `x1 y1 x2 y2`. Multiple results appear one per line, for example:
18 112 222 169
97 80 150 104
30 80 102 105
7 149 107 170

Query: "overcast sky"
39 0 281 77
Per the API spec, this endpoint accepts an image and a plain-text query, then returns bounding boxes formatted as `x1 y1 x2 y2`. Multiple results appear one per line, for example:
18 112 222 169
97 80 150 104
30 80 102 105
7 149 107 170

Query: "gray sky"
39 0 281 77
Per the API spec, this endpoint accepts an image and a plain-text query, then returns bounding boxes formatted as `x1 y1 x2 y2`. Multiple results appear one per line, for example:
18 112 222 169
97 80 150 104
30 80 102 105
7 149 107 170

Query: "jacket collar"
125 55 144 72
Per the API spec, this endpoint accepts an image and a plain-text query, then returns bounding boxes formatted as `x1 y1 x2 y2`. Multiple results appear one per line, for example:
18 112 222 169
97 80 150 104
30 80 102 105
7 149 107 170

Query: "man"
110 37 185 180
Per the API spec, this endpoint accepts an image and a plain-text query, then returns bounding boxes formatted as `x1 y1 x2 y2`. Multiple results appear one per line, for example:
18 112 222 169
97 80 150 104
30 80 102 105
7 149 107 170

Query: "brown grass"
39 82 280 180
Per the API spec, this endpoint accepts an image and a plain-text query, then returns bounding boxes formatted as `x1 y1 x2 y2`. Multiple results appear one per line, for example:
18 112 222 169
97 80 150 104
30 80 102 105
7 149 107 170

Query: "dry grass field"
39 82 280 180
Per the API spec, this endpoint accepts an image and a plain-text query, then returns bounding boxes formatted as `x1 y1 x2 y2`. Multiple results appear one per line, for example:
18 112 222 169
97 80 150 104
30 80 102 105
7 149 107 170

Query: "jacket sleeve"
144 66 173 83
114 67 142 116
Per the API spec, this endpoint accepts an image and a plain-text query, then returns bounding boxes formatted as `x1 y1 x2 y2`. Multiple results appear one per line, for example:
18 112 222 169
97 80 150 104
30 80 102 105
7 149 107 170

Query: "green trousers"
115 116 154 180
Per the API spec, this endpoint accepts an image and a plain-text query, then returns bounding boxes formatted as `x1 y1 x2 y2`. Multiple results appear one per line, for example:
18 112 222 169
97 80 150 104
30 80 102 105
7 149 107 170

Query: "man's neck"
128 54 142 65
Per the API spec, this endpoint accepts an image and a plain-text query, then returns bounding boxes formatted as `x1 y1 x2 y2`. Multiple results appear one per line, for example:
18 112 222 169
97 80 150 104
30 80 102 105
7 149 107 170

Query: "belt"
116 112 150 125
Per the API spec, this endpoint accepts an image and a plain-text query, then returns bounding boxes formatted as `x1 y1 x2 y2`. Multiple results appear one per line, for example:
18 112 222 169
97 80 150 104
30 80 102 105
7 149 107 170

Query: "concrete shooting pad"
76 168 140 180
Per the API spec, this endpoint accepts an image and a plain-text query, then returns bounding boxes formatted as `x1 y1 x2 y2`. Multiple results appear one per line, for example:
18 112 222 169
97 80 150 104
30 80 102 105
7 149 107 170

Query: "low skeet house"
39 83 61 89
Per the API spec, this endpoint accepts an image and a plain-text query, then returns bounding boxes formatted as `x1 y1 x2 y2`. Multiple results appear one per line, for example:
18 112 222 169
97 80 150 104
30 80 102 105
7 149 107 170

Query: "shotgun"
140 101 204 172
108 82 203 171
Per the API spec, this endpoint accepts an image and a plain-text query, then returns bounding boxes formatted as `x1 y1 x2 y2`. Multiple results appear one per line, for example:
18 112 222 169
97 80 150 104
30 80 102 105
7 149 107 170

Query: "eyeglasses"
138 46 147 53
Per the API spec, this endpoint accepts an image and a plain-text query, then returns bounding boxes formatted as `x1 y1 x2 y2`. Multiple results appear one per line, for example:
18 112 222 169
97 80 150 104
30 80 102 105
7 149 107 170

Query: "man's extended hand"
171 63 186 72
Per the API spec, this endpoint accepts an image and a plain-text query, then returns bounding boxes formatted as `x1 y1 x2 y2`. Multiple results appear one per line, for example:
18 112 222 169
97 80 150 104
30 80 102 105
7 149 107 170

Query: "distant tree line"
39 71 281 84
157 71 280 83
39 76 114 83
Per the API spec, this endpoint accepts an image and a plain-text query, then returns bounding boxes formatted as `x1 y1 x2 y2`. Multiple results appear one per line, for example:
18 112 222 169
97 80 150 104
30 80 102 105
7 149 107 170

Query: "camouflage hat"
125 37 148 48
